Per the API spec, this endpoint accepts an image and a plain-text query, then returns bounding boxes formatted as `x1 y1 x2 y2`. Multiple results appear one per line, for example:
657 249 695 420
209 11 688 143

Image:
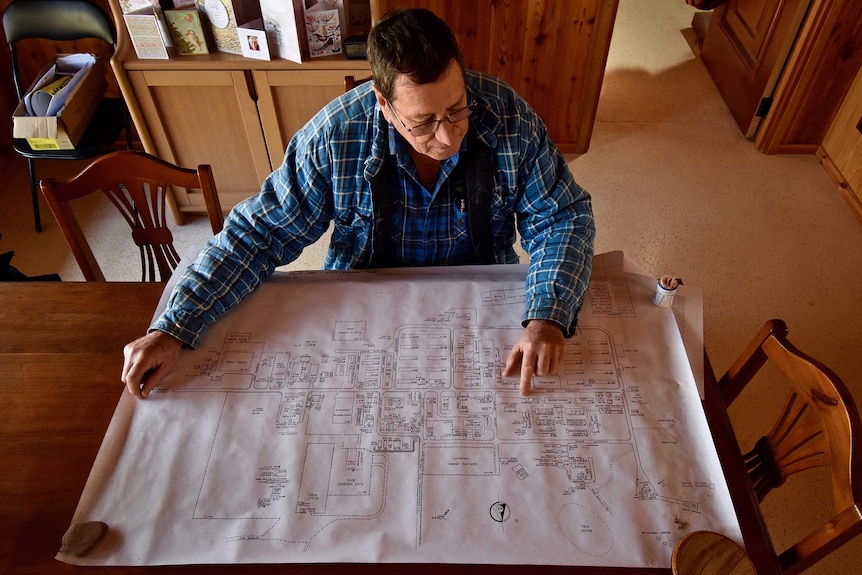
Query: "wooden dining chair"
39 150 224 282
344 75 372 92
672 530 756 575
714 319 862 575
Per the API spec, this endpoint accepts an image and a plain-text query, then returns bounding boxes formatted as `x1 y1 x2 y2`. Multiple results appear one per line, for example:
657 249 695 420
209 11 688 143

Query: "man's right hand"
121 331 183 399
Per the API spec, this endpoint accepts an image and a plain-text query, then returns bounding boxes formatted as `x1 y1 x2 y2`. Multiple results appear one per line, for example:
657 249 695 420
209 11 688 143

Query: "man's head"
368 9 470 161
367 8 465 103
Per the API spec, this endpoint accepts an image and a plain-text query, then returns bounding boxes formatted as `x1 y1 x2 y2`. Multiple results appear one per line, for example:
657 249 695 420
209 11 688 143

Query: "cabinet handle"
857 114 862 135
244 70 258 102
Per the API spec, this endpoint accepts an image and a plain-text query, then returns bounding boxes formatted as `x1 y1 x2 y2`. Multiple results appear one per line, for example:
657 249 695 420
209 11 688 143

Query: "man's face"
374 61 469 162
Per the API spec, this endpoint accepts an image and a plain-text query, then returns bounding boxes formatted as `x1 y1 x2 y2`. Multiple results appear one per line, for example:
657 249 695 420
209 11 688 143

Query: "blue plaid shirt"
385 132 474 265
153 71 595 347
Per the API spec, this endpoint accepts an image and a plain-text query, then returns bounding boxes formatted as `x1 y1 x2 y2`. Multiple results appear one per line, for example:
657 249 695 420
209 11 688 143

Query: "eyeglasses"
386 98 473 137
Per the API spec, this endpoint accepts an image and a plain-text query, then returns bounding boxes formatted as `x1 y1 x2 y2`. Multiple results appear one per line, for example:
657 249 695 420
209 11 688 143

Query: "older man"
121 8 595 398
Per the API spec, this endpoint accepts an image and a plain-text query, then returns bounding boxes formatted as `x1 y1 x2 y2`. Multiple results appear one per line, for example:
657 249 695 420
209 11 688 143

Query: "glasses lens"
409 105 473 137
449 105 473 123
410 122 437 137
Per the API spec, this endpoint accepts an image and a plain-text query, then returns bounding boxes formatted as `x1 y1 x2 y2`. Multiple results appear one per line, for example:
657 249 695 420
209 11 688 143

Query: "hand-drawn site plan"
62 251 741 568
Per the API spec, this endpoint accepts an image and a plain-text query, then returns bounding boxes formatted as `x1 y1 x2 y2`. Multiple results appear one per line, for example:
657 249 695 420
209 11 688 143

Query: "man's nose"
435 120 458 146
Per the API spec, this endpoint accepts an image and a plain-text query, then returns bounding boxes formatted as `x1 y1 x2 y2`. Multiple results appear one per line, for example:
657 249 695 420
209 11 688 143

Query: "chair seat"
12 98 127 160
672 531 756 575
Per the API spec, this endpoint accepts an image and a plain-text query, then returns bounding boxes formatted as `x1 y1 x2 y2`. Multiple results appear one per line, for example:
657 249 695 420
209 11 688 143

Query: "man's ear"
372 85 391 122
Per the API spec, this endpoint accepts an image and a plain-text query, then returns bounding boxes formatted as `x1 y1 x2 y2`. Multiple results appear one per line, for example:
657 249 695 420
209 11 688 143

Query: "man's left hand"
503 319 565 396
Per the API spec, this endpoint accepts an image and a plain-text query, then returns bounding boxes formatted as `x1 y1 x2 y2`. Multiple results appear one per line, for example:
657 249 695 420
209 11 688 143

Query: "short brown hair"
367 8 465 102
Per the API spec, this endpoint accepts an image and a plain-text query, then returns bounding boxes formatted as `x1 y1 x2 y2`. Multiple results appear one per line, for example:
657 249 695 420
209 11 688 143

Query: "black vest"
369 133 495 268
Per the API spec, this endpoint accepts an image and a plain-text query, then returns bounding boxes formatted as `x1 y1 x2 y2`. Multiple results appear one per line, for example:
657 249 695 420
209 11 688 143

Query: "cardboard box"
12 56 107 150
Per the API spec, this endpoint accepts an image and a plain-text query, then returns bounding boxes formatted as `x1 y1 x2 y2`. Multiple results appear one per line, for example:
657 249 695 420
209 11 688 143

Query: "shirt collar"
465 72 500 149
364 107 390 180
364 70 500 179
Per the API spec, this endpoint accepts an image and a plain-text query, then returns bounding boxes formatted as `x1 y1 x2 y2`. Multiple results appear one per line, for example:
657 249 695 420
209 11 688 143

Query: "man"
121 8 595 398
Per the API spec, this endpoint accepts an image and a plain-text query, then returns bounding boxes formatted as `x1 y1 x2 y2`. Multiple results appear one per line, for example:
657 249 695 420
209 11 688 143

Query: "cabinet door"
128 69 272 219
254 68 370 168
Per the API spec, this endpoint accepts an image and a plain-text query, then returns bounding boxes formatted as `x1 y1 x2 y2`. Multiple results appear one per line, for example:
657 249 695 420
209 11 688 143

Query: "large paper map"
60 251 740 568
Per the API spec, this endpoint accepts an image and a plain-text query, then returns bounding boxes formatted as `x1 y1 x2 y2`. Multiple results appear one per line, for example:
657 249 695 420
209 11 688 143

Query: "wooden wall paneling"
498 0 617 152
487 0 524 83
520 1 563 110
370 0 490 71
819 68 862 223
412 0 488 68
577 1 618 152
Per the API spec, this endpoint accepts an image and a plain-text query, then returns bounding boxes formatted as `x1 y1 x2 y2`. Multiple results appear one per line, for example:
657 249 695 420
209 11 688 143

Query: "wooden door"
701 0 809 138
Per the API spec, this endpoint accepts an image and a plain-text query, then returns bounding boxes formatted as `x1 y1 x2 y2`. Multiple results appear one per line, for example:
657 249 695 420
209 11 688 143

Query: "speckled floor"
2 1 861 571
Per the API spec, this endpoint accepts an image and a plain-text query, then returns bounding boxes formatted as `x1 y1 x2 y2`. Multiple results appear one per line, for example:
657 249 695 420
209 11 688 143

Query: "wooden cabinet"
820 68 862 224
119 63 367 221
127 69 272 216
109 0 369 221
255 69 366 169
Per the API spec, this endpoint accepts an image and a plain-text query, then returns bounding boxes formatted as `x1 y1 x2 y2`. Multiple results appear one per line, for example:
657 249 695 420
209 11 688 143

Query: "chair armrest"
778 505 862 575
718 319 789 404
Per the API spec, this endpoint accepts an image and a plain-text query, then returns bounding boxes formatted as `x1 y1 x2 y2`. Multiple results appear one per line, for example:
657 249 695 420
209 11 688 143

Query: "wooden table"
0 282 780 574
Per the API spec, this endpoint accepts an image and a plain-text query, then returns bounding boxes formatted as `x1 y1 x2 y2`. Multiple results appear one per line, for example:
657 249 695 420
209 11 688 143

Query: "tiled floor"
2 1 861 572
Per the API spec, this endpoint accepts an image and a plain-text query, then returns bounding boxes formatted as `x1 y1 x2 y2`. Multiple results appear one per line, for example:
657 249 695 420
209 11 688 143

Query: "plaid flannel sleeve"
514 109 595 335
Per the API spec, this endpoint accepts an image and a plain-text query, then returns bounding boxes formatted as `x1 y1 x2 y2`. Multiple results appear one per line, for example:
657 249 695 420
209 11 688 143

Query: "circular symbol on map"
489 502 510 523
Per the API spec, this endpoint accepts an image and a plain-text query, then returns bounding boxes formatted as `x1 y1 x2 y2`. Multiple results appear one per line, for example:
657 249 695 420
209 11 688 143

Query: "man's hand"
121 331 183 399
503 319 565 396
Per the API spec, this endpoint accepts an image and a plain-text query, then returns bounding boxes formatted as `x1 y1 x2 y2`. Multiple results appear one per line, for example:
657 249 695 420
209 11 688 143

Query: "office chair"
3 0 132 232
708 319 862 574
39 150 224 282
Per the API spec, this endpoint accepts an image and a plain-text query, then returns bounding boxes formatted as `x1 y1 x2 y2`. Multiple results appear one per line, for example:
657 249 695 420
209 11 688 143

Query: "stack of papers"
23 53 95 117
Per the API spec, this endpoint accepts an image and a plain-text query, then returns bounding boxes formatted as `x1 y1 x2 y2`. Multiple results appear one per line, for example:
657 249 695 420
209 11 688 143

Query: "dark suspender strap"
369 159 396 268
369 133 496 267
464 134 495 264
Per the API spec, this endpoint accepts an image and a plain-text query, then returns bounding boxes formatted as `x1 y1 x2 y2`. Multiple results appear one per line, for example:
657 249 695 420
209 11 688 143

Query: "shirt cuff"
522 297 580 337
149 309 208 349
